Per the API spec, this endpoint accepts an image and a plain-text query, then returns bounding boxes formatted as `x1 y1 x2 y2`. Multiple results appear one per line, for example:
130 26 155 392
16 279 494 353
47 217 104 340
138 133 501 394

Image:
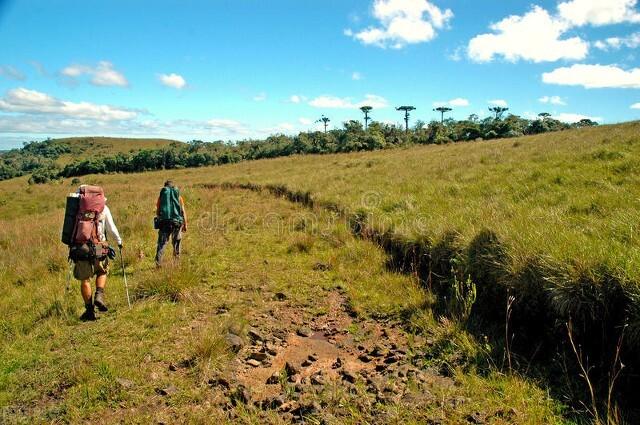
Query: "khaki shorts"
74 257 109 280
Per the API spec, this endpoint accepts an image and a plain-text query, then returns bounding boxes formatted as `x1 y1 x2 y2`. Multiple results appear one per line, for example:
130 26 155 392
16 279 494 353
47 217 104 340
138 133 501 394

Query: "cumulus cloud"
468 0 640 63
0 65 26 81
289 95 306 104
0 87 138 120
539 95 566 105
308 94 389 109
553 112 602 123
434 97 469 107
630 103 640 109
468 6 587 63
557 0 640 26
346 0 453 49
594 32 640 50
298 117 313 125
158 73 187 89
61 61 128 87
206 119 248 135
488 99 508 107
542 64 640 88
352 71 363 81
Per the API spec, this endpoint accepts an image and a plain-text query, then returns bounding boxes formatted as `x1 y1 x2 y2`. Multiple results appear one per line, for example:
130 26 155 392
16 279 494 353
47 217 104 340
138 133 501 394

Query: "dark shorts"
74 257 109 280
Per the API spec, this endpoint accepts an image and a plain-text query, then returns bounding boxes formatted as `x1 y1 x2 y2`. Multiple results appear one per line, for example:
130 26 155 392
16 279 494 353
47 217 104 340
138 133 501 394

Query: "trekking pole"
65 260 73 293
118 246 131 308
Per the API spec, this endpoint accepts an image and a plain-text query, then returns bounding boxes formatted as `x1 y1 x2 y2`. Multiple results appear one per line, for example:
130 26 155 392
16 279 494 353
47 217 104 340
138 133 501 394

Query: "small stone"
369 345 387 357
247 329 264 343
301 359 313 367
274 292 287 301
310 373 325 386
168 363 177 372
384 355 399 364
265 342 278 356
248 352 269 362
332 357 343 369
155 385 178 396
284 361 299 377
297 327 312 337
116 378 135 389
230 385 250 406
208 376 231 390
375 364 387 372
246 359 261 367
266 371 280 384
225 334 244 353
287 373 299 383
340 369 357 384
308 353 318 362
358 353 372 363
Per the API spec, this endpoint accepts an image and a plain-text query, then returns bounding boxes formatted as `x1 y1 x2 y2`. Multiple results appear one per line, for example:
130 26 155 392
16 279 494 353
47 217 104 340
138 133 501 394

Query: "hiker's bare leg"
96 274 107 290
81 279 92 304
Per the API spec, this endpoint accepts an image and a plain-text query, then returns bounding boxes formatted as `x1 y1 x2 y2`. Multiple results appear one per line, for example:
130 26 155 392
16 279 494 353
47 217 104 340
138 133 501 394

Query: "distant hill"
51 136 184 164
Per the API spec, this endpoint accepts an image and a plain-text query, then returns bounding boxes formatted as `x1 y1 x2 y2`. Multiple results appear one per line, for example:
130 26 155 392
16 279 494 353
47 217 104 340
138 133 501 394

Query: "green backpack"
158 186 183 224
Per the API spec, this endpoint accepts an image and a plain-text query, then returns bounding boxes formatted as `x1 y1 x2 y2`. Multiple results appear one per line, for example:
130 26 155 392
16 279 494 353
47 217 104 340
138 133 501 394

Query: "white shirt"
97 205 122 246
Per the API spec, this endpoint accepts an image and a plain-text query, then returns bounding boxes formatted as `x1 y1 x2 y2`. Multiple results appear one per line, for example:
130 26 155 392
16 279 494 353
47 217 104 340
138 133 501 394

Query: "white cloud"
631 103 640 109
0 87 138 120
557 0 640 26
352 71 363 81
308 94 389 109
298 117 313 125
206 119 248 135
539 95 567 105
289 95 305 104
594 32 640 50
253 92 267 101
543 64 640 88
468 6 588 63
433 98 469 107
0 65 26 81
553 112 602 123
61 61 128 87
158 73 187 89
346 0 453 49
488 99 508 107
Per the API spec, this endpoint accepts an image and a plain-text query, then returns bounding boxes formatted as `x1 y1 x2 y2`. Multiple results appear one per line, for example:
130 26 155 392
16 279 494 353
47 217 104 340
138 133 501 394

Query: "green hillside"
53 136 183 163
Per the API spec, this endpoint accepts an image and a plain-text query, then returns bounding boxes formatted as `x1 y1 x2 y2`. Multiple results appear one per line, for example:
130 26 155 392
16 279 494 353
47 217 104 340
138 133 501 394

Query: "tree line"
0 111 598 184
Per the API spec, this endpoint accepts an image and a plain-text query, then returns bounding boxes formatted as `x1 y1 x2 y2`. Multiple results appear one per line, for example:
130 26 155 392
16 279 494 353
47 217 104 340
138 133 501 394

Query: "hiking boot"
94 288 108 312
80 304 96 321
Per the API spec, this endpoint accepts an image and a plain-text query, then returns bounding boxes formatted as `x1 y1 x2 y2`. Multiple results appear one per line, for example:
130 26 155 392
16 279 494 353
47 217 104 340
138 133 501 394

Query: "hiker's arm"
105 206 123 246
180 196 188 231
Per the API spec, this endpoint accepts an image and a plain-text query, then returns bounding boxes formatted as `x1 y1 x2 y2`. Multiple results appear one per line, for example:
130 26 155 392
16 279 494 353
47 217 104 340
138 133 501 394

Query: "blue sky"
0 0 639 148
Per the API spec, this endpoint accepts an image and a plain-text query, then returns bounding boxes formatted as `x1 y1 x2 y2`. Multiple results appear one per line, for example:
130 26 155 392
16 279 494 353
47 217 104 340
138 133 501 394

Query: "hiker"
154 180 187 266
63 185 122 321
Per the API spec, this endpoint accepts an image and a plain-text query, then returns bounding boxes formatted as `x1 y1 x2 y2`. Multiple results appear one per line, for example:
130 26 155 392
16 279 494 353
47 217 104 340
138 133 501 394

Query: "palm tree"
316 115 330 133
489 106 509 120
434 106 452 124
396 106 415 133
360 106 373 130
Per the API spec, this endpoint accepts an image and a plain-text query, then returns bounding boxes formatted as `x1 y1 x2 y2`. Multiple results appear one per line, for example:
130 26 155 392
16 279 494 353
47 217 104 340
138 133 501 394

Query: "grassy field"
2 122 639 422
0 178 566 423
53 136 183 165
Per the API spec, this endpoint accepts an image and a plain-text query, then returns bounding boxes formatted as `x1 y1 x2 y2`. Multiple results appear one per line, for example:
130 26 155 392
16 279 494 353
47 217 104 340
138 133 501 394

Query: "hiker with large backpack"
154 180 187 266
62 185 123 321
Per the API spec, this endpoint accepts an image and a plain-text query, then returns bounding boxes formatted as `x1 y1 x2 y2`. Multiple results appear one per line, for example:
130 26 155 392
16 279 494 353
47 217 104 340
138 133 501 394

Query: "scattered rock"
332 357 343 369
246 359 261 367
247 329 264 343
266 371 280 384
274 292 287 301
259 395 286 410
284 361 299 377
465 411 486 424
384 355 399 364
375 364 387 372
155 385 178 396
208 376 231 390
248 351 269 362
310 372 325 386
340 369 357 384
265 342 278 355
168 363 177 372
301 359 313 367
312 262 331 271
225 333 244 353
369 345 387 357
287 373 300 383
230 385 251 406
116 378 135 389
296 327 312 337
308 353 318 362
358 353 372 363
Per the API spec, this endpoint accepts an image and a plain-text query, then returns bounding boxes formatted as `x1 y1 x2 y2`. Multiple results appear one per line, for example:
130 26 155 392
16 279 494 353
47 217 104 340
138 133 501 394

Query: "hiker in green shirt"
154 180 187 266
